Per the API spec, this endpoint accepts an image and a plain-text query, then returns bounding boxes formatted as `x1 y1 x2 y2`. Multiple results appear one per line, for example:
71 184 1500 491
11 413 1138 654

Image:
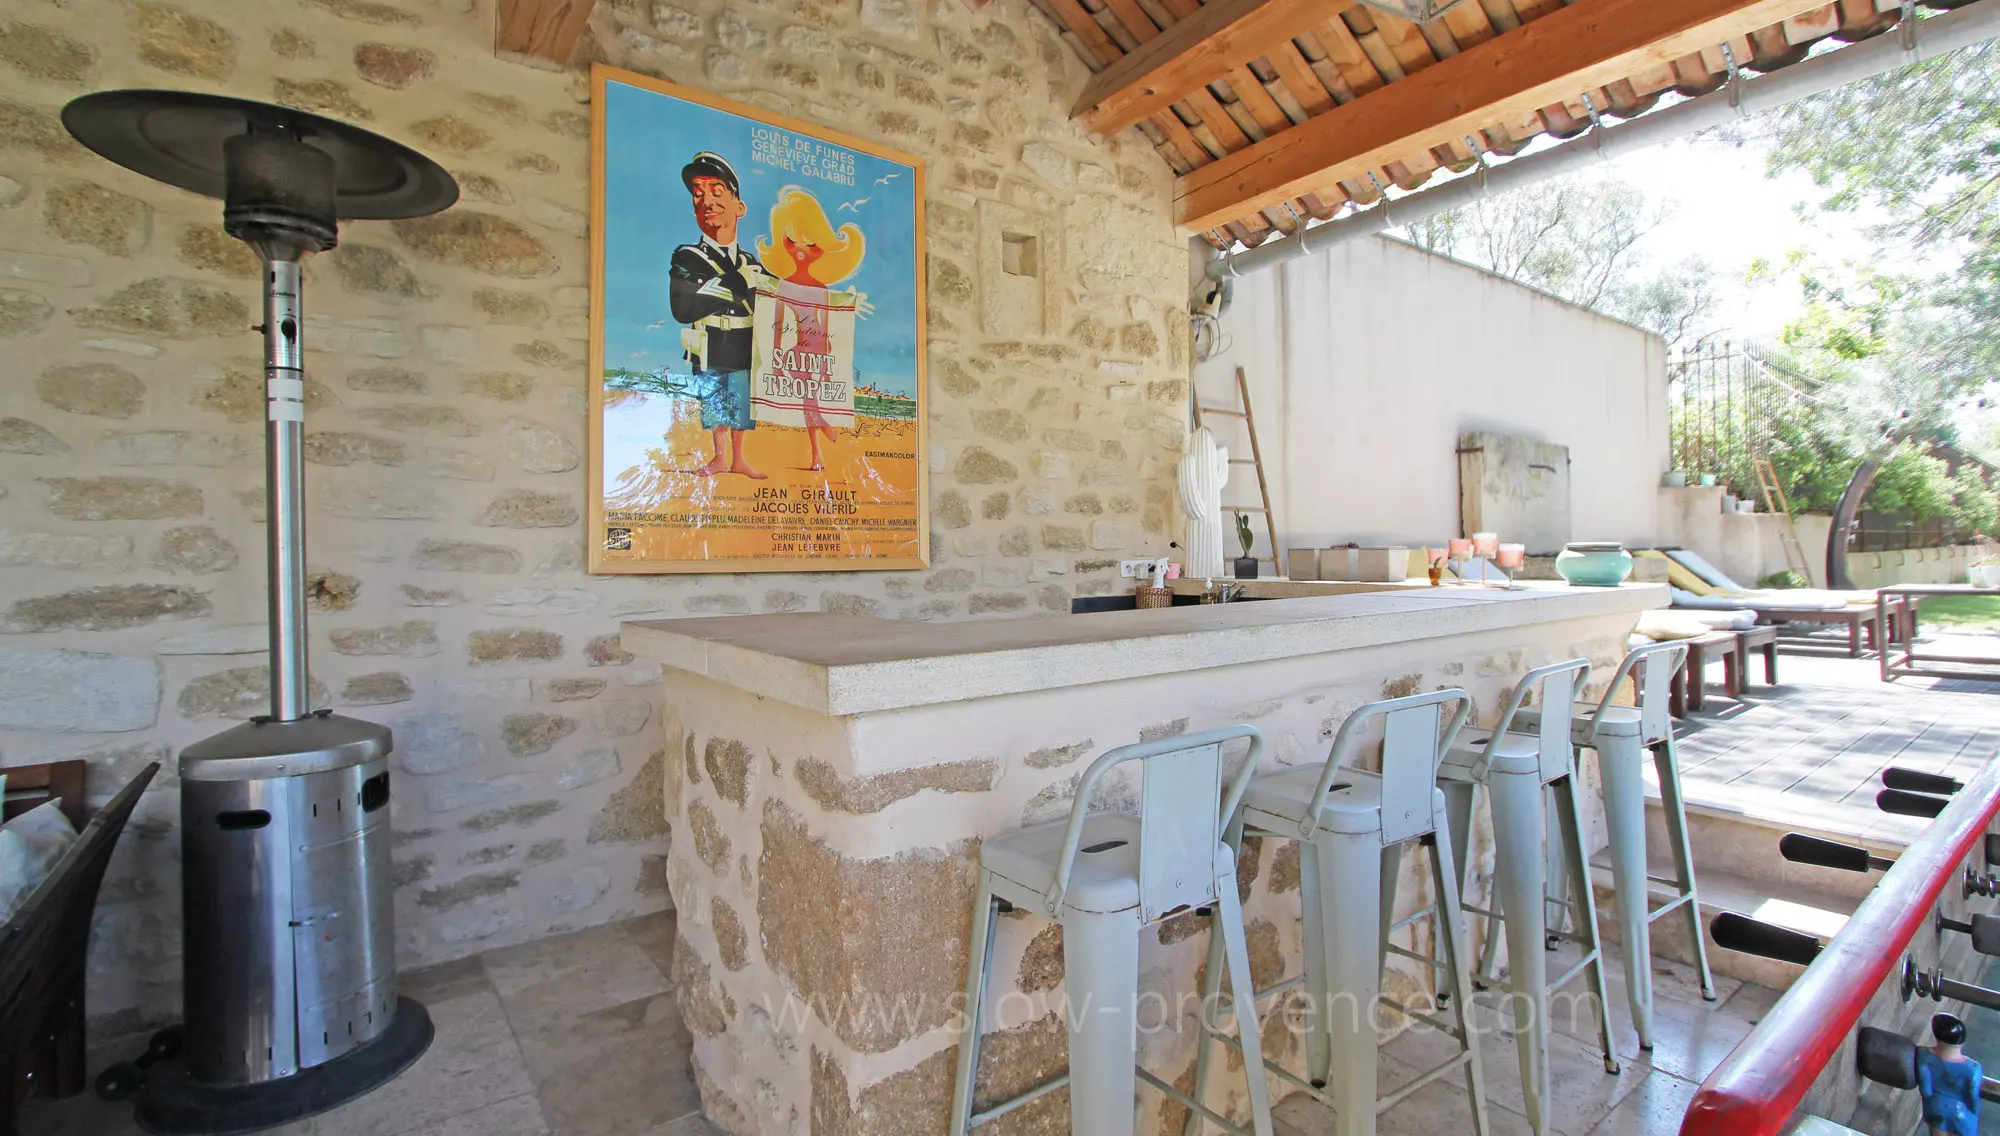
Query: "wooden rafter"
1072 0 1356 134
495 0 600 68
1173 0 1828 232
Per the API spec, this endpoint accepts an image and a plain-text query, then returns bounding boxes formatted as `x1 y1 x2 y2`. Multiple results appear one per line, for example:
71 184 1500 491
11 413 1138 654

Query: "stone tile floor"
21 912 725 1136
1271 951 1779 1136
23 910 1779 1136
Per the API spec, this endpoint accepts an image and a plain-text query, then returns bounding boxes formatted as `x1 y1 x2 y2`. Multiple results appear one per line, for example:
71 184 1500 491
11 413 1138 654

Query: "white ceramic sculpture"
1178 426 1229 578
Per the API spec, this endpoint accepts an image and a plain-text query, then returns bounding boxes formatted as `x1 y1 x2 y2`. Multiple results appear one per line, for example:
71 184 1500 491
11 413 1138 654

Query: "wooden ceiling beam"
1072 0 1355 134
1173 0 1826 232
495 0 599 68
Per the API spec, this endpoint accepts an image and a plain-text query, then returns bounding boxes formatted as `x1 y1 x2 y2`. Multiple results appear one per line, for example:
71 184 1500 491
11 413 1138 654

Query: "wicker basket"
1134 585 1173 609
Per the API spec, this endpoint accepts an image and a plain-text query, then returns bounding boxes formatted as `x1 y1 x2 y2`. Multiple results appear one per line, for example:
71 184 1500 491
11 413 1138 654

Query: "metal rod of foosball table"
1780 832 1896 873
1904 957 2000 1014
1879 788 1951 819
1710 911 1823 966
1884 767 1966 796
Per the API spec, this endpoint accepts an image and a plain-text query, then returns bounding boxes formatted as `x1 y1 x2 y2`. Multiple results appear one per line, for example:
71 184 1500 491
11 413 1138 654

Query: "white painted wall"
1192 237 1670 559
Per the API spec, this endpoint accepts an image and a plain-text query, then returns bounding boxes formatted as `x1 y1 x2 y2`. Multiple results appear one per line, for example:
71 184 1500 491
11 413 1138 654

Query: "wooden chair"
0 759 158 1133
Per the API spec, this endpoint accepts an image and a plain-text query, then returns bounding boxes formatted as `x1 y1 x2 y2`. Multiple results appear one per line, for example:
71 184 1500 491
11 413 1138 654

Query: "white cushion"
1681 609 1758 630
0 800 78 922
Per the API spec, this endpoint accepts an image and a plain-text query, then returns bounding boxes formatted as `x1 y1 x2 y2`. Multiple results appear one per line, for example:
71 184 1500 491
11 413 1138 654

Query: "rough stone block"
587 750 667 844
341 671 413 705
131 4 237 79
43 476 200 520
329 621 440 657
477 489 577 528
178 665 328 720
426 776 533 815
468 627 563 665
503 711 577 756
484 587 595 617
596 700 651 737
38 362 143 418
795 756 996 814
0 530 131 570
0 647 158 732
44 181 150 257
555 747 620 791
1 583 210 633
152 525 238 574
759 800 974 1052
395 711 488 774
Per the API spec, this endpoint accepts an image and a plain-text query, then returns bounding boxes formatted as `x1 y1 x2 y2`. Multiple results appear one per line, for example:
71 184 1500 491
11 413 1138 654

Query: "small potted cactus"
1233 512 1258 579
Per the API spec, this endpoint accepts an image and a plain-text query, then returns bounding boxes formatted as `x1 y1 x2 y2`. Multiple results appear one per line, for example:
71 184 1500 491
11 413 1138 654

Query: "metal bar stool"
1186 690 1489 1136
1439 659 1620 1136
950 727 1275 1136
1522 640 1716 1050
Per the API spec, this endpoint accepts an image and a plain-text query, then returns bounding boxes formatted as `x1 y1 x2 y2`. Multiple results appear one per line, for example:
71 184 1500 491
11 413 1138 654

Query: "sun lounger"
1635 549 1915 658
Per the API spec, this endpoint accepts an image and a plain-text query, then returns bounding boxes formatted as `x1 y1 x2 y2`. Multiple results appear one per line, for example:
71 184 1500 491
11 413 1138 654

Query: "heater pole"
262 257 310 722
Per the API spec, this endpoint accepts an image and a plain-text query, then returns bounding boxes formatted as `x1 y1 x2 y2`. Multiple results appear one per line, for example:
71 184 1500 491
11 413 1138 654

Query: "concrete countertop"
622 581 1668 717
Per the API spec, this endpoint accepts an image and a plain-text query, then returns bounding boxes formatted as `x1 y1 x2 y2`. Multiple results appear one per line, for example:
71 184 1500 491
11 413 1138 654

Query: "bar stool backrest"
1588 640 1690 747
1043 725 1265 923
1312 689 1474 845
1480 658 1592 783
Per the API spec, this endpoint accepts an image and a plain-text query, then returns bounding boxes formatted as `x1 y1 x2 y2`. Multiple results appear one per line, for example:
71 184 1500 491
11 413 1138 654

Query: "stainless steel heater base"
131 997 432 1135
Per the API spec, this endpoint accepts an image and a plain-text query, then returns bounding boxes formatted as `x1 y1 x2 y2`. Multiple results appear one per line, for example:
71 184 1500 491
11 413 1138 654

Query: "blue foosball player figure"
1918 1012 1982 1136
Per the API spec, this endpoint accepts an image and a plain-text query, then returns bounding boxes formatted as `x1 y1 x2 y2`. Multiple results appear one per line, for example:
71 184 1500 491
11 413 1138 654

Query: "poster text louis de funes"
749 125 857 186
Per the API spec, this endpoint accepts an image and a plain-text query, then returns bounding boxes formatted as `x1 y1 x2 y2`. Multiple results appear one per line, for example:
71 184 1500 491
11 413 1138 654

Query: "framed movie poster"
587 64 928 574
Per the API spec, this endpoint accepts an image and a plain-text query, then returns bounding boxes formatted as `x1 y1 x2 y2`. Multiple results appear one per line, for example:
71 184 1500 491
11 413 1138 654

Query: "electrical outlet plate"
1120 559 1166 579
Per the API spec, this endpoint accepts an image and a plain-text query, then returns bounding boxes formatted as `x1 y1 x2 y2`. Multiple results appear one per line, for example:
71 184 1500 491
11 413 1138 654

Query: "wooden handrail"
1681 754 2000 1134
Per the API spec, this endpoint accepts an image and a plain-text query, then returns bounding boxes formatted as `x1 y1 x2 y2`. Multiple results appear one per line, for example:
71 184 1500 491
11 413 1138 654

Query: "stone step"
1644 787 1907 905
1585 849 1858 989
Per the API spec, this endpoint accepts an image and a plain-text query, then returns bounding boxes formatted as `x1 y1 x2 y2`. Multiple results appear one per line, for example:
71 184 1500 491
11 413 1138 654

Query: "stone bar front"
623 582 1666 1136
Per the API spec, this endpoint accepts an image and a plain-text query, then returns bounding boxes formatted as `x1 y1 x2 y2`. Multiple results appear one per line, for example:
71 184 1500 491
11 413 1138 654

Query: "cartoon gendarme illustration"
668 150 766 480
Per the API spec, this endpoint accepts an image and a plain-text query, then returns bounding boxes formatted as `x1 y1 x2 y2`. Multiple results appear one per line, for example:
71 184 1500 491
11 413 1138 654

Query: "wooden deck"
1671 628 2000 847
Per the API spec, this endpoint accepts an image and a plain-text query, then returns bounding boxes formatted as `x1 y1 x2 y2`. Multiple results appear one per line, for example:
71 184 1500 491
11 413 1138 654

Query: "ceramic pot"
1699 474 1718 487
1233 556 1259 580
1663 471 1688 488
1555 542 1633 587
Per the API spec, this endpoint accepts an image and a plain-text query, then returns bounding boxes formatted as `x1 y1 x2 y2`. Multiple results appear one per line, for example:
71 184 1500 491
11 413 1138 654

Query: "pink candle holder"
1496 543 1525 569
1426 548 1449 565
1473 532 1499 557
1447 537 1474 558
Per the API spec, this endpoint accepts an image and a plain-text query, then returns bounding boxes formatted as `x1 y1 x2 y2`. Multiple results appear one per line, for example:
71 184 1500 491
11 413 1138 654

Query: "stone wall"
0 0 1188 1040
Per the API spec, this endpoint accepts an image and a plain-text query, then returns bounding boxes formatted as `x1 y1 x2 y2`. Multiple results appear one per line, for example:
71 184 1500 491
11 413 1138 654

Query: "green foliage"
1234 512 1254 557
1399 172 1721 350
1869 443 1955 519
1762 40 2000 377
1757 570 1808 589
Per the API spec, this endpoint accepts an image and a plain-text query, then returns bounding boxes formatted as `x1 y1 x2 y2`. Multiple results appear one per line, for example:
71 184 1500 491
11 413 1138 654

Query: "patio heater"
61 90 457 1132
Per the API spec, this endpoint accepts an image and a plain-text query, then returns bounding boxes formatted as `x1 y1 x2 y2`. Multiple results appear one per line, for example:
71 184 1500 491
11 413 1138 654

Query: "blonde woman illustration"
754 187 865 472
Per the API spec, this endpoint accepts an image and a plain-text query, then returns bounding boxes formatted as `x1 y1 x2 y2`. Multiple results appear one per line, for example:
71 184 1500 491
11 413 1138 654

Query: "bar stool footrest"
1136 1068 1254 1136
968 1073 1071 1128
1382 941 1450 972
1646 891 1698 923
1377 998 1465 1040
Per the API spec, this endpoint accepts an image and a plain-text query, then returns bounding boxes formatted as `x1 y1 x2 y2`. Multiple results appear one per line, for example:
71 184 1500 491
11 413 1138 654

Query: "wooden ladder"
1754 456 1813 584
1193 366 1280 567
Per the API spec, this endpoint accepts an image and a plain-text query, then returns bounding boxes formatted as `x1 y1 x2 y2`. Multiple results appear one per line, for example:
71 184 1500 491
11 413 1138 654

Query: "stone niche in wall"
975 198 1056 338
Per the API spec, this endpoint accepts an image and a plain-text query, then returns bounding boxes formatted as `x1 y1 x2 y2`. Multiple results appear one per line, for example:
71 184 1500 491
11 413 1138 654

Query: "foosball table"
1683 761 2000 1134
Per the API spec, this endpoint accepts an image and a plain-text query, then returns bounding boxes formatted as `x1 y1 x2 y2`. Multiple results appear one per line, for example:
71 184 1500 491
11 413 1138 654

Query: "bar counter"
624 582 1665 1134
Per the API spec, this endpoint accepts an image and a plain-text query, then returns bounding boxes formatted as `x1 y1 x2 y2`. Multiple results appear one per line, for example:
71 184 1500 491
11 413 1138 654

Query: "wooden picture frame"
586 63 929 574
